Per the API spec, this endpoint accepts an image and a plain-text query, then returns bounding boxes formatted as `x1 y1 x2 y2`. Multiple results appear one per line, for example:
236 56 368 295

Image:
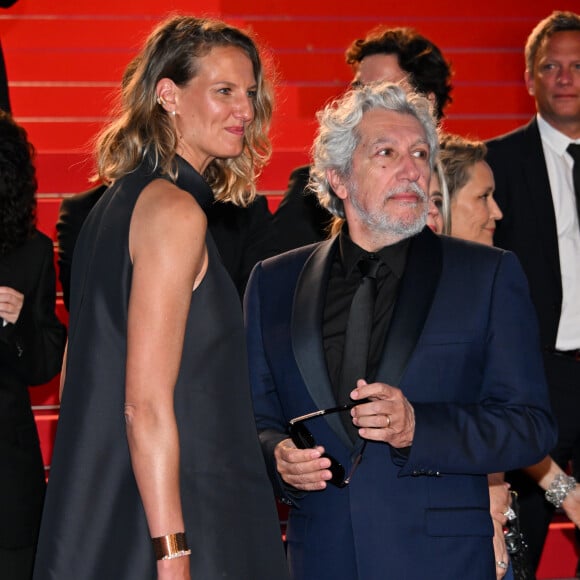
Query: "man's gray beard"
349 181 428 239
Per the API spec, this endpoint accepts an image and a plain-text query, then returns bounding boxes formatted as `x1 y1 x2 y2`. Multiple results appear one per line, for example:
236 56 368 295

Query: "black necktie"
337 255 382 440
566 143 580 228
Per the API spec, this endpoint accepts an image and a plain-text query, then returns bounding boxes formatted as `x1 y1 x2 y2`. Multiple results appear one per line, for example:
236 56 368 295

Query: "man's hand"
0 286 24 324
274 439 333 491
350 379 415 448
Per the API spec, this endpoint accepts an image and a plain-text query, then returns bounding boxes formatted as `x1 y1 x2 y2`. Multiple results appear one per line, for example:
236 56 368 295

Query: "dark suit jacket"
57 185 279 307
206 194 280 296
245 228 556 580
0 231 66 548
57 185 107 310
486 118 561 350
272 165 333 252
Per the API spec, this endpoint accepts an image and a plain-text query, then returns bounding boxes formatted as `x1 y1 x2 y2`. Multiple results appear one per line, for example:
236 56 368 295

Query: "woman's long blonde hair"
96 15 274 206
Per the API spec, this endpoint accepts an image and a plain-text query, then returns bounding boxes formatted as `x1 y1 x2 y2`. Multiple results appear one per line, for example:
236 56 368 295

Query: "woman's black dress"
33 156 289 579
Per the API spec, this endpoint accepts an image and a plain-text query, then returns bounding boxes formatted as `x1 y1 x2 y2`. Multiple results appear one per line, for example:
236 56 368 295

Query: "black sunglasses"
288 402 366 488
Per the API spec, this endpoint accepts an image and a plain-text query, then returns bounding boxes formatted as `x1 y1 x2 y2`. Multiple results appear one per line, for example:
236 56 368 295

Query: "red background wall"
2 1 578 576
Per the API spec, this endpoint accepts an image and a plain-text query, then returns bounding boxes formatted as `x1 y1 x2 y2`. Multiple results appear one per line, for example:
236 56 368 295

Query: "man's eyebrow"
368 136 396 147
412 137 430 147
367 136 429 148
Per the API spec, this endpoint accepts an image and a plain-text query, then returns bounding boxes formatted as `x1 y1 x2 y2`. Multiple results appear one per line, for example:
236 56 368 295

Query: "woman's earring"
156 95 175 115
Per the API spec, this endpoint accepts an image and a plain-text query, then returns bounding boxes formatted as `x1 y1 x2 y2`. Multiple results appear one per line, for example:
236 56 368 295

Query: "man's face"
330 108 430 250
526 30 580 133
353 53 409 87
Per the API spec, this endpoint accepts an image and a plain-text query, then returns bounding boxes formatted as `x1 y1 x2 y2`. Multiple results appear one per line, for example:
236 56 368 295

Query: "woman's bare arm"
125 179 207 578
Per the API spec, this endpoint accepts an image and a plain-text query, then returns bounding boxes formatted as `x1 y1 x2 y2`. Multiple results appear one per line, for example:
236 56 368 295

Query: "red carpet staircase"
2 0 577 576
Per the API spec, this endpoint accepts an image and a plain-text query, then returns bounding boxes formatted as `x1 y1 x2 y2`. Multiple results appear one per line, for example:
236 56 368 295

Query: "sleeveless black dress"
33 156 289 579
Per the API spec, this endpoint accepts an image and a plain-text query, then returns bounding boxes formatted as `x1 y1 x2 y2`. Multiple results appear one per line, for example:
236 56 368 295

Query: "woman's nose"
234 96 253 122
489 196 503 220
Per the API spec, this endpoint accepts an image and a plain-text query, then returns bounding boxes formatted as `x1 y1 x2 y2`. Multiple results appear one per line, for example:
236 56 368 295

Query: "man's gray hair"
309 82 438 218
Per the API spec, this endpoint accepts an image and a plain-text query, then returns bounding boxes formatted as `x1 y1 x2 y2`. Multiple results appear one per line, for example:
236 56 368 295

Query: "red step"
3 17 534 53
6 0 220 16
220 0 568 18
537 520 579 579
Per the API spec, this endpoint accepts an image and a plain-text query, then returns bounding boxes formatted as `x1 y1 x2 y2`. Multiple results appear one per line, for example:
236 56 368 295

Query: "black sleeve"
56 186 106 310
56 197 76 311
209 196 280 298
0 236 66 385
272 165 333 253
233 195 280 295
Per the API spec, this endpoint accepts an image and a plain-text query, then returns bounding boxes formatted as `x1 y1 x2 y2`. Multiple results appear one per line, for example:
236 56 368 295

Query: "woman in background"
33 16 289 580
426 160 451 235
439 134 511 578
0 111 66 580
439 134 503 245
439 133 580 579
441 133 580 577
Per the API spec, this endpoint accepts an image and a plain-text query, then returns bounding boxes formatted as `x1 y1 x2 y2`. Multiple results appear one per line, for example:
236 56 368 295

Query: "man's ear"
524 69 535 96
327 169 348 200
155 78 178 113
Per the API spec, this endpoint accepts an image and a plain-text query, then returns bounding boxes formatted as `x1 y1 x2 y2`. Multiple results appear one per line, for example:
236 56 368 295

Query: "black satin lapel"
376 228 442 386
291 238 353 449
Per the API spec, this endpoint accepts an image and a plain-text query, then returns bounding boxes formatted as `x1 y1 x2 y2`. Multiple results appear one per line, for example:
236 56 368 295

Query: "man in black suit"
486 10 580 575
273 26 453 252
56 185 105 311
57 185 278 308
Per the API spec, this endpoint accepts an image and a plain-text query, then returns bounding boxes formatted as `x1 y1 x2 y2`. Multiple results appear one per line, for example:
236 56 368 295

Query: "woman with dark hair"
33 15 288 580
0 111 66 580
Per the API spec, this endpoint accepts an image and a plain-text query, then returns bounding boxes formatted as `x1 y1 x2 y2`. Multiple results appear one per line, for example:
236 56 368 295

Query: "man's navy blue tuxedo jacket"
245 227 556 580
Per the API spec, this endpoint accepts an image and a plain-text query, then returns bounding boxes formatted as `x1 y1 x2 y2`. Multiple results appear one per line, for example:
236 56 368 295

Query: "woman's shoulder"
129 179 208 281
140 178 207 226
130 179 208 263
